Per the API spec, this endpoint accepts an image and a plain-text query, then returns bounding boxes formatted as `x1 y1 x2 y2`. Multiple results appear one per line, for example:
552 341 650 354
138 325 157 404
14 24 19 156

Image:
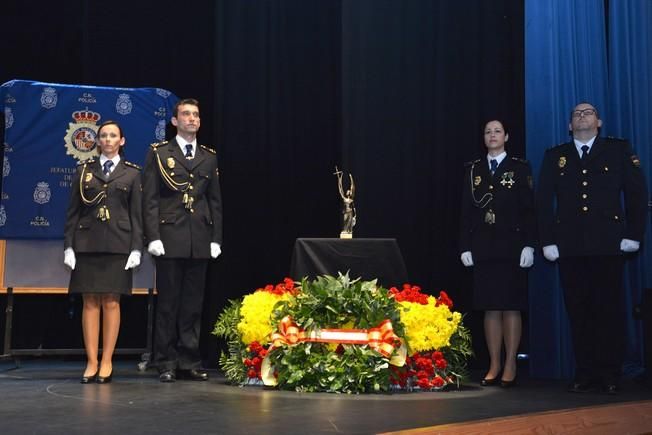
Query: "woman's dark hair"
483 119 509 135
96 120 125 155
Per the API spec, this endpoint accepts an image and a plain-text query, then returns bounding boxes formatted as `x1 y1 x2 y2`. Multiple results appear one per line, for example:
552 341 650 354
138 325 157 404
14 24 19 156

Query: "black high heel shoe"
81 370 99 384
500 377 517 388
97 370 113 384
481 371 502 386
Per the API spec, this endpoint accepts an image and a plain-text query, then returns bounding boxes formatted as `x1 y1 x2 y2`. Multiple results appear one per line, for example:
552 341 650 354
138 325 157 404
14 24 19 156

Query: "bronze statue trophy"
334 166 356 239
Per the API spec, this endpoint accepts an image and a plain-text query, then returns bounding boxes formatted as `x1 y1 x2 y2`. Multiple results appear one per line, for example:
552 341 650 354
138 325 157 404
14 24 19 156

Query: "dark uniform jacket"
142 139 223 259
536 137 648 257
459 156 537 262
64 158 143 254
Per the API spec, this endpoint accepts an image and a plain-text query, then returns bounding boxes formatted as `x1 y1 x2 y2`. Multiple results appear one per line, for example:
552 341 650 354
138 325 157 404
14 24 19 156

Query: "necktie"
103 160 114 177
580 145 589 161
185 144 193 159
490 159 498 175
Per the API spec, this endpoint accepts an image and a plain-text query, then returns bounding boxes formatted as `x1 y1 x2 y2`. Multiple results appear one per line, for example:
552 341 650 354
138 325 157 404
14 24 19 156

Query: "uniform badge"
558 156 566 168
631 155 641 167
484 209 495 224
500 172 516 188
85 172 93 182
167 158 176 169
473 176 481 186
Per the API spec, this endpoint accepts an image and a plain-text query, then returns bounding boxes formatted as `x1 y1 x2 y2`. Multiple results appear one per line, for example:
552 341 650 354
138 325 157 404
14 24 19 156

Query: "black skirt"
68 253 132 295
472 259 528 311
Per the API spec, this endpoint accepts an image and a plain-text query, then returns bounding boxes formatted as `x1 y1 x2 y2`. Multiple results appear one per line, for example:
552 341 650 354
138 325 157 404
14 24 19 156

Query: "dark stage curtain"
1 1 524 368
525 0 652 379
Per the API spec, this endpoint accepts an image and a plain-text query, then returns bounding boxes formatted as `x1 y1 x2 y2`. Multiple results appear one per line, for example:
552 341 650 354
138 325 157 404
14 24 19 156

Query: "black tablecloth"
289 238 408 287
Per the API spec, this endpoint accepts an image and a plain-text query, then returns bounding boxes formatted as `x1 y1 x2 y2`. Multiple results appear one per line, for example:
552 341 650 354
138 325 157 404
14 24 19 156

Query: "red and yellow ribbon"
263 316 406 386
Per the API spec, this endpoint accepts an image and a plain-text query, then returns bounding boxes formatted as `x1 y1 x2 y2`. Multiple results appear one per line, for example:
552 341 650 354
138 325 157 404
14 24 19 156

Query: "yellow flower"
398 296 461 353
237 291 294 345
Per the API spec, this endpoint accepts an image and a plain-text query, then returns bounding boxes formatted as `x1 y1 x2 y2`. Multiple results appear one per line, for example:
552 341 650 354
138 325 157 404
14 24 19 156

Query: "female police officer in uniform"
459 120 536 387
63 120 143 383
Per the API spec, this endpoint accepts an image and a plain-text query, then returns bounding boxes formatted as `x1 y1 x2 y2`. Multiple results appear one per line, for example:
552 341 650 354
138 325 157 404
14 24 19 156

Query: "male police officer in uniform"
537 102 648 394
143 98 223 382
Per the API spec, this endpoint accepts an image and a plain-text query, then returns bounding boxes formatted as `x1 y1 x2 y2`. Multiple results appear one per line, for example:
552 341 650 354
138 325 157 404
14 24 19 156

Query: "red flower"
252 357 262 368
432 351 444 361
431 375 445 388
243 358 252 367
416 370 429 380
247 369 257 378
435 358 447 370
417 378 431 389
436 290 453 309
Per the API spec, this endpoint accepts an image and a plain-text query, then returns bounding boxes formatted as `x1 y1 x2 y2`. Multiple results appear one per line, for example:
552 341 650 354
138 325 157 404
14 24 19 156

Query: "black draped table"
289 238 408 287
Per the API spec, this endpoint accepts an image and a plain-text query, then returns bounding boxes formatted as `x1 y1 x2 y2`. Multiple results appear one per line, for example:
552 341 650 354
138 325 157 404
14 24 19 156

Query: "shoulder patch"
464 159 481 167
511 156 529 164
124 160 142 170
77 157 96 166
151 140 168 149
200 144 216 155
631 155 641 168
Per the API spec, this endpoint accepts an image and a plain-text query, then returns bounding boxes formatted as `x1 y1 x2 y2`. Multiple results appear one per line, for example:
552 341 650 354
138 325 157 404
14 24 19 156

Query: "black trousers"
154 257 208 372
558 255 625 384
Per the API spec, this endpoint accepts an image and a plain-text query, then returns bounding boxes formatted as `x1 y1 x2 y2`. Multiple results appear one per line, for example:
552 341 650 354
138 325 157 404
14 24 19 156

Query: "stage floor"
1 358 650 434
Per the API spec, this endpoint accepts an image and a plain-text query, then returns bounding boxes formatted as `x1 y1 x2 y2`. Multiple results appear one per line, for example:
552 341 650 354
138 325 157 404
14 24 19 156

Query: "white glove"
542 245 559 262
460 251 474 267
148 240 165 257
210 242 221 259
519 246 535 268
64 247 76 270
124 250 142 270
620 238 640 253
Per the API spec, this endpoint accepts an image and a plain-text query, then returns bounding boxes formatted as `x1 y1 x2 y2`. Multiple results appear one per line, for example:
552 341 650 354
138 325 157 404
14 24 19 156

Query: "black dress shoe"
97 372 113 384
159 370 176 383
567 380 596 393
81 370 99 384
603 383 619 395
480 377 500 386
178 369 208 381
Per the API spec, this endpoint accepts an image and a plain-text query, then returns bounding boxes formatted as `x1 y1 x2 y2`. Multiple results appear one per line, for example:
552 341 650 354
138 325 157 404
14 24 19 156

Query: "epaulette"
150 140 168 149
511 156 529 164
77 157 96 166
200 144 216 154
464 159 481 167
124 160 142 170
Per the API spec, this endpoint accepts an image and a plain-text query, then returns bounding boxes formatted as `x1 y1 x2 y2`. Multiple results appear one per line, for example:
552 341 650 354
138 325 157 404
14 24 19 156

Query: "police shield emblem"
33 181 51 204
85 172 93 182
4 107 14 129
167 158 175 169
40 87 58 109
558 156 566 168
115 93 133 115
64 109 101 161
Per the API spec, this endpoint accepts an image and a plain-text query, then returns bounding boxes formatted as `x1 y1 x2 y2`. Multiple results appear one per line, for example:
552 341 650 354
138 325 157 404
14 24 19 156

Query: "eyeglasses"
572 109 596 118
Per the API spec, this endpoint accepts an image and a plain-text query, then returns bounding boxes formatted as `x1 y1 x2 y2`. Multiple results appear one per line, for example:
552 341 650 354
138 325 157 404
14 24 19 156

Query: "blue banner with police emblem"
0 79 178 238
